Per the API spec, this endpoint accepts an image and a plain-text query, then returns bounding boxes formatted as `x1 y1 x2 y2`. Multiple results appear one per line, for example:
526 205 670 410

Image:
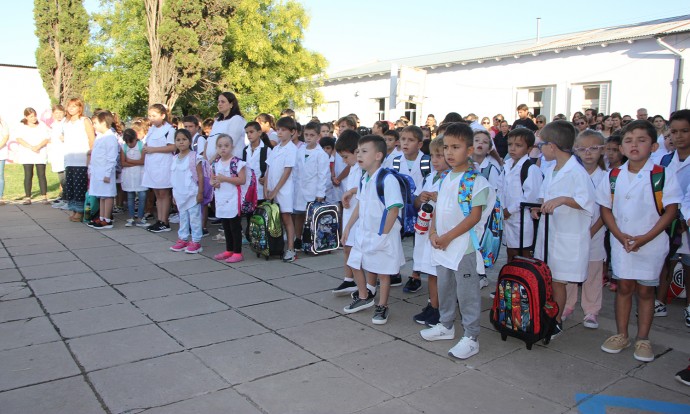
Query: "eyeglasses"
576 121 586 126
622 120 631 125
482 121 490 125
573 145 603 154
536 120 544 124
536 142 551 150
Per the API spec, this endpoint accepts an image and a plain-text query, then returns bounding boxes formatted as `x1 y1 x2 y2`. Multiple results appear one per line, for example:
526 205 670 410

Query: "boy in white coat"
342 135 405 325
293 122 330 247
87 111 120 229
597 120 681 362
531 120 596 340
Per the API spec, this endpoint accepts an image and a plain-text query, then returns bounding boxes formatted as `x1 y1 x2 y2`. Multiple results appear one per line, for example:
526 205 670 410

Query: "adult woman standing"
62 98 95 221
529 114 547 160
0 116 9 205
204 92 246 162
601 115 614 139
15 108 50 204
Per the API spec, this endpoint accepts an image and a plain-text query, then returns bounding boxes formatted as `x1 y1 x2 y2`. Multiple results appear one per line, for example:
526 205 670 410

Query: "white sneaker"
125 218 135 227
283 249 296 262
479 276 489 289
654 300 668 317
168 213 180 224
448 336 479 359
51 201 66 209
420 323 455 341
135 218 149 227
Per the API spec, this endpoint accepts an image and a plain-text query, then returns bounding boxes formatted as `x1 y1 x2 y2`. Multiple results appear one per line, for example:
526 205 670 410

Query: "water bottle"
414 203 434 234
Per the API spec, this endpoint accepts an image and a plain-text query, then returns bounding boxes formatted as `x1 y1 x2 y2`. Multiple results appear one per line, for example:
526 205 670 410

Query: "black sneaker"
332 280 358 296
210 218 222 226
147 221 171 233
413 304 433 325
675 365 690 386
350 288 376 299
202 228 210 237
372 305 389 325
343 292 375 314
294 238 303 250
144 213 154 220
390 273 403 287
548 322 563 342
403 277 422 293
426 307 440 326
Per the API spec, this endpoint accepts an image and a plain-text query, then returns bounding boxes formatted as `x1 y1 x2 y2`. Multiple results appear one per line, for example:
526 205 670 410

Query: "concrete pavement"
0 203 689 413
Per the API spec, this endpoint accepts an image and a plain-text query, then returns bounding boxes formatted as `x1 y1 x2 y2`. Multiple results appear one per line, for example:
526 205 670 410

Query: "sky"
1 0 688 72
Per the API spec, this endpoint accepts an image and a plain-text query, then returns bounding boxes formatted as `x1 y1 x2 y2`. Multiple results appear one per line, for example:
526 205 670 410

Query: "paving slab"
140 388 262 414
6 242 66 256
56 234 119 250
0 297 44 323
0 281 32 300
116 277 197 301
40 286 126 314
159 310 268 349
0 224 45 238
236 361 389 414
125 240 178 253
355 398 423 414
181 269 258 290
144 250 207 264
19 260 93 280
593 376 690 411
80 252 152 271
192 332 319 385
28 272 106 295
71 244 132 259
0 341 80 391
290 253 344 271
206 282 293 308
51 302 152 338
632 349 690 397
240 297 338 330
68 324 183 371
134 291 228 322
98 264 172 285
0 316 60 351
0 268 22 284
240 261 313 280
2 235 57 247
270 271 342 295
0 376 106 414
0 257 16 269
158 258 228 276
11 251 77 267
88 352 227 414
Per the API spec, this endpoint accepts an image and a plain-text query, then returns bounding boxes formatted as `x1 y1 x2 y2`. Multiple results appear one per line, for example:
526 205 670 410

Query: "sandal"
70 213 83 222
22 198 31 205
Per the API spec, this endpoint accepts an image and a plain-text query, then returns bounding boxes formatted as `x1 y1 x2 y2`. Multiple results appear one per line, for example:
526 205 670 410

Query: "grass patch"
2 163 61 201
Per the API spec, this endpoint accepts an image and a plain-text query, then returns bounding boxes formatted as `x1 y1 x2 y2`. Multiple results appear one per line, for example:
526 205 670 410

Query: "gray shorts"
612 274 658 287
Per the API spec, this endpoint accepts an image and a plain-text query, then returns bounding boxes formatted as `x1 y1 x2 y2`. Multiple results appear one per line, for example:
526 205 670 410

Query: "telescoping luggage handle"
519 202 549 264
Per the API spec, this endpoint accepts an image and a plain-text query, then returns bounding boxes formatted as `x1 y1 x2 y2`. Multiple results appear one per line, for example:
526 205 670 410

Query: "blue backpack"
362 168 417 238
440 169 503 268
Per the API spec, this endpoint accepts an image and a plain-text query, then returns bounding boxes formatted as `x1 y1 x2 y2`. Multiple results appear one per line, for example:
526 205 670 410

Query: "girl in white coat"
141 104 176 233
169 129 204 254
532 121 596 340
87 111 120 229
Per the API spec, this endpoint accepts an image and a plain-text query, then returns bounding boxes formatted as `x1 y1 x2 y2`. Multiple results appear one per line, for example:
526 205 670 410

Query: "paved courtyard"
0 203 689 413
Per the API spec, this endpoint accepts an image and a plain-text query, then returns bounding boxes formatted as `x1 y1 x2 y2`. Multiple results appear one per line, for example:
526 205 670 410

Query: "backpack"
660 151 674 168
229 157 258 216
392 154 432 179
188 151 214 206
609 164 682 258
242 145 269 177
519 159 537 188
191 134 203 153
440 169 504 268
361 168 417 238
123 140 143 157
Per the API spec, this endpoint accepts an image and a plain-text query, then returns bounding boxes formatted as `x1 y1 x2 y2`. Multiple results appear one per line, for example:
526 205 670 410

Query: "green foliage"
34 0 93 104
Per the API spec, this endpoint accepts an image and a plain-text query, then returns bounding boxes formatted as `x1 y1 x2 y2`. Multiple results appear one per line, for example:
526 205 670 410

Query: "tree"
34 0 93 105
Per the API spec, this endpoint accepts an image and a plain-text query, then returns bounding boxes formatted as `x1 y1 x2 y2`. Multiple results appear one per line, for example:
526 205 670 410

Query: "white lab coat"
534 156 595 282
266 141 296 213
141 123 175 189
501 155 543 249
213 157 246 219
342 164 362 247
293 144 329 211
170 153 199 212
588 168 607 262
595 159 682 281
393 151 428 192
205 115 246 161
244 141 270 200
413 173 441 275
88 130 119 197
661 152 690 254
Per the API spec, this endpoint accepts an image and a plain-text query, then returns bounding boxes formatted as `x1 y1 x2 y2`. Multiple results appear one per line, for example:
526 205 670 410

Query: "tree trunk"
144 0 179 110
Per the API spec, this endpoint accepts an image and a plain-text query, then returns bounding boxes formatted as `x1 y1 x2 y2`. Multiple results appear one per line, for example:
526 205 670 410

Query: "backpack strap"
458 171 481 251
392 155 401 172
242 146 248 162
188 151 199 183
480 163 494 180
660 151 675 167
260 146 268 177
375 169 391 235
420 154 431 178
608 167 621 205
520 159 534 187
650 165 665 216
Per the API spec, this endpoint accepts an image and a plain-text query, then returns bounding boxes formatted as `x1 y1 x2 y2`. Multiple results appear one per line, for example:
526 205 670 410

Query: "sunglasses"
536 120 545 124
576 122 586 126
482 121 490 125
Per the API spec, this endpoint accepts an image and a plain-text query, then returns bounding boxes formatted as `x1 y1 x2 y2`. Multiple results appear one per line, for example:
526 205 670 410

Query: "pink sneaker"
225 253 244 263
185 241 203 254
562 307 574 321
214 251 233 261
170 239 189 252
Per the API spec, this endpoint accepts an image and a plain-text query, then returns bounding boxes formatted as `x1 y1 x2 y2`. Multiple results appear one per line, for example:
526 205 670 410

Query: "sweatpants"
437 252 481 338
565 260 604 315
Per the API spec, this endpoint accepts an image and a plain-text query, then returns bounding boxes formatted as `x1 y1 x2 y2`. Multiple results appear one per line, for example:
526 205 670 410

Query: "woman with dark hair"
601 115 614 139
255 113 278 146
204 92 246 162
372 120 389 136
63 97 95 221
15 108 50 204
441 112 464 124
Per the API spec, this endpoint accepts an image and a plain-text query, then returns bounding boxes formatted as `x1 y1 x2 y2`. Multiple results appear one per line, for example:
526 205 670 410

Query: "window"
404 102 417 125
375 98 385 121
570 82 610 117
516 86 555 120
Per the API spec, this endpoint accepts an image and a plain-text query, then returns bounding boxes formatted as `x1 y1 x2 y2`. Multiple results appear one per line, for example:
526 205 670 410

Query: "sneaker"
185 242 203 254
550 322 563 341
135 218 149 227
343 292 375 314
372 305 389 325
420 323 455 341
202 228 210 237
601 334 630 354
168 213 180 224
413 303 434 325
86 219 100 228
60 203 71 210
210 218 222 226
479 275 489 289
125 218 135 227
52 198 62 204
283 249 296 262
112 206 124 214
583 314 599 329
97 220 113 229
561 308 574 322
51 201 66 209
294 238 303 250
654 300 668 317
448 336 479 359
332 280 358 296
489 291 496 299
226 253 244 263
425 307 440 326
633 339 655 362
390 273 402 287
212 232 225 241
675 365 690 386
170 240 189 251
685 305 690 328
403 277 422 293
147 221 171 233
214 251 233 261
144 213 154 220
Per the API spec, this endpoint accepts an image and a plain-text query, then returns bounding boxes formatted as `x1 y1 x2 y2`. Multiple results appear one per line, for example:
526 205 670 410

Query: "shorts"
552 278 570 285
612 274 658 287
293 210 305 215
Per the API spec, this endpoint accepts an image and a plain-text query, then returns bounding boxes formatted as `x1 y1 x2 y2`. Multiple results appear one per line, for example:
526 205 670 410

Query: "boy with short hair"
265 116 298 262
382 129 403 169
412 137 448 325
533 120 596 340
420 123 493 359
342 135 405 325
597 120 681 361
332 130 363 295
512 104 538 132
293 122 329 248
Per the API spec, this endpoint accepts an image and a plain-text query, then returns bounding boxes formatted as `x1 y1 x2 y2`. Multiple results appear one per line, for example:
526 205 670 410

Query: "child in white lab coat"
86 110 120 229
169 129 204 254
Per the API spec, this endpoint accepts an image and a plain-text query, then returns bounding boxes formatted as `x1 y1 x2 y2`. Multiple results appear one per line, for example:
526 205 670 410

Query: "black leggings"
23 164 47 197
222 216 243 254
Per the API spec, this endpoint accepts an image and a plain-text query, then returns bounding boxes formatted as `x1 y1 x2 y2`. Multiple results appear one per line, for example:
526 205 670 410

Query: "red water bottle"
415 203 433 234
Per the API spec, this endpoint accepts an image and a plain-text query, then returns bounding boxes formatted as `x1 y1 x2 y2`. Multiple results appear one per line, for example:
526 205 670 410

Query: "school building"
300 15 690 126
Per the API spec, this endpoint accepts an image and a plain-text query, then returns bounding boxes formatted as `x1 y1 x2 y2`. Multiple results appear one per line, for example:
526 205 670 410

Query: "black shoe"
549 322 563 341
332 280 357 296
202 228 210 237
403 277 422 293
343 292 375 314
294 238 303 250
676 365 690 386
390 273 403 287
351 288 376 299
147 221 171 233
211 218 222 226
413 304 433 325
372 305 389 325
425 307 440 326
144 213 154 220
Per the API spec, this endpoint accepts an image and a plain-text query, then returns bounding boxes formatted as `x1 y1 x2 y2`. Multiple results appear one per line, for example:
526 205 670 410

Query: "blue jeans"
127 191 147 219
0 160 5 199
179 203 202 242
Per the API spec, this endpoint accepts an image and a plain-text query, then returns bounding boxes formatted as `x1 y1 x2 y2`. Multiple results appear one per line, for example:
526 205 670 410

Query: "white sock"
367 283 376 295
344 277 354 282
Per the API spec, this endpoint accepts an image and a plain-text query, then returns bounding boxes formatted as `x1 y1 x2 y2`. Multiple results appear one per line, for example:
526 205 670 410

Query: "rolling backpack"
362 168 417 238
490 202 559 349
302 201 340 254
247 201 284 260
